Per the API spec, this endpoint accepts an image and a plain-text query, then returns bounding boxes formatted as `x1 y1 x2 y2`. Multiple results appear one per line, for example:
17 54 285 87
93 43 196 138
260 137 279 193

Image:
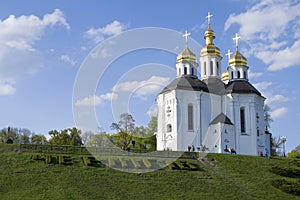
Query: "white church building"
156 14 271 156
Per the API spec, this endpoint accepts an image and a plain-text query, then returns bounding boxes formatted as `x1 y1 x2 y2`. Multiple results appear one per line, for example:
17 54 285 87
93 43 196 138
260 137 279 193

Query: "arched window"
244 71 247 79
237 71 241 79
204 62 207 75
216 62 219 75
167 124 172 132
240 108 245 133
231 71 234 79
184 67 187 75
210 61 213 75
191 68 194 76
188 104 193 131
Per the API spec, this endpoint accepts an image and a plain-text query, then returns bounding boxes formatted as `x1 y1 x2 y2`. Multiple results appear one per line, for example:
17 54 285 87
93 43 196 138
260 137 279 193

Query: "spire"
201 12 220 56
200 12 222 80
204 13 215 46
183 30 191 47
229 33 247 66
233 33 241 51
176 31 198 78
177 31 197 63
206 12 213 28
227 33 249 81
226 49 233 60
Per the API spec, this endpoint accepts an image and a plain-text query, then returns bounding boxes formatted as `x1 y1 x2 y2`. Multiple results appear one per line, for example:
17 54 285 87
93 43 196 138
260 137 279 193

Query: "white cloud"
261 40 300 71
267 94 288 105
75 92 118 107
225 0 300 41
0 9 70 95
60 55 76 66
76 76 170 107
113 76 170 98
0 9 70 50
224 0 300 71
253 81 272 91
84 20 127 43
42 9 70 30
248 70 262 79
147 104 158 117
271 107 288 119
0 82 16 95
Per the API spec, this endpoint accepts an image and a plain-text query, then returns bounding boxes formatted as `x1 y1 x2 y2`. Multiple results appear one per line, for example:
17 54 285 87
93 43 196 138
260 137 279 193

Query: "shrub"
271 179 300 196
82 156 91 166
270 166 300 178
45 155 51 164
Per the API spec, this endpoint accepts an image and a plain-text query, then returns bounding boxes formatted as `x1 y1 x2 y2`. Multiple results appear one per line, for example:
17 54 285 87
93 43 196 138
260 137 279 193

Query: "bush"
45 155 51 164
270 166 300 178
288 150 300 159
271 179 300 196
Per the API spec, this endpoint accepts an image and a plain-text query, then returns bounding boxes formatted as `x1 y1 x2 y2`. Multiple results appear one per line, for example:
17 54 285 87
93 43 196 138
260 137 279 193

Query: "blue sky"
0 0 299 152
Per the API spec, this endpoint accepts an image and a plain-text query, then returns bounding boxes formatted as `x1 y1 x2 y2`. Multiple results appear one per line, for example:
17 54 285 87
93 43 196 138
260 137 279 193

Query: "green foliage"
271 179 300 196
49 127 82 146
1 144 300 199
288 150 300 159
31 134 47 144
270 166 300 178
45 155 51 164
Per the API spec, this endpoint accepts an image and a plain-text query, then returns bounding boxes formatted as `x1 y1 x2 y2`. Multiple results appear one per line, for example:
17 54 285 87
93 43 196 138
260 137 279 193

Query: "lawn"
0 144 299 200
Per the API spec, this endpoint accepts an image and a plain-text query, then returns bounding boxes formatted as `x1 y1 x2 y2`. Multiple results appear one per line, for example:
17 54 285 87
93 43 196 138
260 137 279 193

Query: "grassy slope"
0 144 299 200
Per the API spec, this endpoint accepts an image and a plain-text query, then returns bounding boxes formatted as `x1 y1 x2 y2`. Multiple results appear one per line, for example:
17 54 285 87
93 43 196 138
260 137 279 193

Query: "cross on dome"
226 49 233 59
183 30 191 47
233 33 240 50
206 12 213 27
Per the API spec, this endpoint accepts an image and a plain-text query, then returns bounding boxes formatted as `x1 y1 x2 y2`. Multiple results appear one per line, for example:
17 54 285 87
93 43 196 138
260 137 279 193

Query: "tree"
49 127 82 146
288 144 300 158
31 134 47 144
87 133 113 148
264 104 273 131
271 136 285 156
110 113 135 150
81 131 95 146
0 127 35 144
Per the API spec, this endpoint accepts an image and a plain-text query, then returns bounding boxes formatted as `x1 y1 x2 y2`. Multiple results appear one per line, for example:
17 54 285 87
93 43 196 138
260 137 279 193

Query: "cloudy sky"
0 0 299 152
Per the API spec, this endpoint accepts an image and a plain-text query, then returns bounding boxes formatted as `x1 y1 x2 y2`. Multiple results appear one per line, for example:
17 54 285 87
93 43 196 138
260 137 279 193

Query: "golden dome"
177 47 197 63
229 50 247 66
200 27 221 57
221 69 229 81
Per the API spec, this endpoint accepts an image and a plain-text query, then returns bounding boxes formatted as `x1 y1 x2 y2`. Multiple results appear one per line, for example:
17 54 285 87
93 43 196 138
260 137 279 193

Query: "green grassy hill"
0 144 299 200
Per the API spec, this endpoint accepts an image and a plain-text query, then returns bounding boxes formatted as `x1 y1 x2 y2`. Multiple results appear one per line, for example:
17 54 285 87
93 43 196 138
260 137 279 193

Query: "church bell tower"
200 12 222 80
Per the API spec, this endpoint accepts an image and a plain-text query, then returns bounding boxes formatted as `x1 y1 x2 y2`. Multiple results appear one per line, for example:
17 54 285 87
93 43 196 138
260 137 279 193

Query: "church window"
210 61 213 75
184 67 187 75
167 124 172 132
191 68 194 75
216 62 219 75
257 129 260 136
204 62 207 75
188 105 193 131
237 71 241 79
231 71 234 79
240 108 246 133
244 71 247 79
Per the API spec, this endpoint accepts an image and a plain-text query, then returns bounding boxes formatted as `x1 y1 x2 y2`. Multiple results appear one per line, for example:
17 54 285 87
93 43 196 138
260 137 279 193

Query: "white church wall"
175 90 200 151
221 124 235 153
